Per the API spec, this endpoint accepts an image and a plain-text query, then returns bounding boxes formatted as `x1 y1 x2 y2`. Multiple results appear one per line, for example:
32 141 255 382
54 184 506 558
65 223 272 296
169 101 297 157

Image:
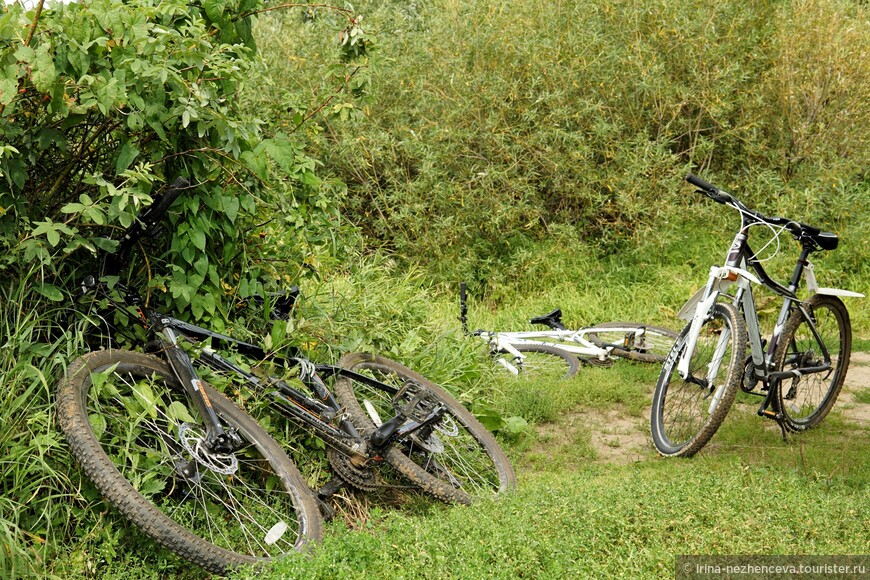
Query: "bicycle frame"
460 282 659 368
83 278 447 466
478 326 647 361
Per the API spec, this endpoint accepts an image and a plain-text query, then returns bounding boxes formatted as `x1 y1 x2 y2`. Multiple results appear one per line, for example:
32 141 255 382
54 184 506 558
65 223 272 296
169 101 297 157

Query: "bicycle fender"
804 262 865 298
677 287 706 321
813 287 865 298
724 265 762 285
677 267 760 322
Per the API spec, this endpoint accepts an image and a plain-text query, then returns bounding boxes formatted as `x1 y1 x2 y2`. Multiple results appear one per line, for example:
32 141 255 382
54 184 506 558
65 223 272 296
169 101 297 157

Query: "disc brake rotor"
178 423 238 476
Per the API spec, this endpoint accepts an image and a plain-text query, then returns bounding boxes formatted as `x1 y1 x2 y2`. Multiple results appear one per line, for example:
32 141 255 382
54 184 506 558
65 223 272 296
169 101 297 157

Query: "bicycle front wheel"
496 343 580 379
333 353 516 504
587 322 678 363
57 350 322 574
773 295 851 431
650 303 746 457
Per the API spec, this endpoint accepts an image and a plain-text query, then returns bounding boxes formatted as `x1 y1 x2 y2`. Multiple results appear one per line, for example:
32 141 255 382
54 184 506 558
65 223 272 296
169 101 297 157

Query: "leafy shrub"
0 0 365 325
261 0 870 292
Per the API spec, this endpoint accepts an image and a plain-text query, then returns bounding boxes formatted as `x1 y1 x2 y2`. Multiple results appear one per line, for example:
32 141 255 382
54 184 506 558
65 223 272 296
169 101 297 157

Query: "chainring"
327 448 379 491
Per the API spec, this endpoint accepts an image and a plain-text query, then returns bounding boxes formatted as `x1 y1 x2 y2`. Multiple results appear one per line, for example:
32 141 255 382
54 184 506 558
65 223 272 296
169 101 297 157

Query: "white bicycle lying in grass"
459 283 678 380
651 174 864 458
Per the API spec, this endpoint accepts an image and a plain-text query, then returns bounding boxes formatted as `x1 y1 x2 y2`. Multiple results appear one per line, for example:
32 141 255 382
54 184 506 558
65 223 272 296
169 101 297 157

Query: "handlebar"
686 173 717 193
685 174 816 237
104 177 190 275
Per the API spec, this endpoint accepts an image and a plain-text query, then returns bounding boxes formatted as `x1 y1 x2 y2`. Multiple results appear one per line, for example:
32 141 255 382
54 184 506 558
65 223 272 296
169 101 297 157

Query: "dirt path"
531 352 870 465
841 351 870 424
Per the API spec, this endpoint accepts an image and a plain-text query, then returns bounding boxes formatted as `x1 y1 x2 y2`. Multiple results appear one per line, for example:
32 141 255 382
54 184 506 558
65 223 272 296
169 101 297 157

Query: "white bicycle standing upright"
651 174 864 457
460 283 678 380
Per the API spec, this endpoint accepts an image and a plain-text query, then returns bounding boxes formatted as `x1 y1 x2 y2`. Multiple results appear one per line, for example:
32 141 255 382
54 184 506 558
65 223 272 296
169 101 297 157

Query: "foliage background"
1 0 868 577
268 0 870 297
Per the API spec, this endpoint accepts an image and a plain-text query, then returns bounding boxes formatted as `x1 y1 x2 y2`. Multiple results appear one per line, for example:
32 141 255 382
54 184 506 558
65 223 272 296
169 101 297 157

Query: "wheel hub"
178 423 238 476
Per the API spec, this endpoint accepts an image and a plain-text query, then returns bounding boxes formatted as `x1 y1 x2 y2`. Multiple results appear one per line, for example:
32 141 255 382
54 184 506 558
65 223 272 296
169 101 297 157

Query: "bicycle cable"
728 201 790 263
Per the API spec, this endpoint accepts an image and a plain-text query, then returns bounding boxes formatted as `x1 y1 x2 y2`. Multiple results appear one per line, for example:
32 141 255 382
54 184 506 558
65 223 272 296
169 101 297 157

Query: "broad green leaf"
190 228 206 251
13 45 35 63
88 414 108 440
0 76 17 106
203 0 228 25
138 475 166 497
132 382 158 419
474 409 506 432
35 283 64 302
115 142 139 174
31 44 56 92
194 255 209 276
166 401 196 424
503 416 529 434
224 195 239 223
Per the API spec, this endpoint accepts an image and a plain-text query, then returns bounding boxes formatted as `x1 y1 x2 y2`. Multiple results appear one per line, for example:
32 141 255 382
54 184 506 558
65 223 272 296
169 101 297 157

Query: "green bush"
261 0 870 292
0 0 363 325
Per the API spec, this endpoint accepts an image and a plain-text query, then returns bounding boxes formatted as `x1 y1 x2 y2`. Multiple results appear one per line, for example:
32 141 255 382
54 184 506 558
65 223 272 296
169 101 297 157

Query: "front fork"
154 324 242 454
677 265 755 416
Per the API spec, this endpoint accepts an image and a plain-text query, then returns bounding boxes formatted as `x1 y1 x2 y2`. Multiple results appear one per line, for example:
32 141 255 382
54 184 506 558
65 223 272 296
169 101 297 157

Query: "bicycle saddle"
529 309 565 330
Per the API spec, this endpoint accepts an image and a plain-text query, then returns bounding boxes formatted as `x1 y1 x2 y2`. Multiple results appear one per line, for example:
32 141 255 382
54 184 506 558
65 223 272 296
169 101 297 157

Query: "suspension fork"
677 266 724 379
151 319 237 452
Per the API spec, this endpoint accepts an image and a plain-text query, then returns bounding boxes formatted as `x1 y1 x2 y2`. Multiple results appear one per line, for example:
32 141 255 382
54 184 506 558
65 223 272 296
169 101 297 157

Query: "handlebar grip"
137 177 190 227
686 174 717 193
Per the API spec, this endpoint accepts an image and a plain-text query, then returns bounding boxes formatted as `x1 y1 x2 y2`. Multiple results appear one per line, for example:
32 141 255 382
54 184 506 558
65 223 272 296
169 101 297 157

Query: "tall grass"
0 271 79 578
256 0 870 295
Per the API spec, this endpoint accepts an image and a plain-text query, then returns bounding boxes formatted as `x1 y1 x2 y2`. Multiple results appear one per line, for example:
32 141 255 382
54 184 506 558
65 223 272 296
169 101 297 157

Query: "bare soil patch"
531 407 654 466
530 352 869 465
841 351 870 425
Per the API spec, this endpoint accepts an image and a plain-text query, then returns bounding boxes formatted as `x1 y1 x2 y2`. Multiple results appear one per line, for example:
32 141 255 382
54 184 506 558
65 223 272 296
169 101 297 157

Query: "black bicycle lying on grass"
57 179 515 574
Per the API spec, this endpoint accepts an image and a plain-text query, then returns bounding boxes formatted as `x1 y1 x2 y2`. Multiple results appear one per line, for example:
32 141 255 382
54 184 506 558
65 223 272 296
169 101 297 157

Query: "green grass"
231 435 868 579
6 244 868 579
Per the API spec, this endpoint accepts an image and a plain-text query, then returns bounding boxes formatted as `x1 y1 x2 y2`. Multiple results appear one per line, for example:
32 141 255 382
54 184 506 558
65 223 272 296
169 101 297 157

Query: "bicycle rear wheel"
773 295 851 431
57 350 321 574
650 304 746 457
333 353 516 505
587 322 678 363
496 343 580 379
